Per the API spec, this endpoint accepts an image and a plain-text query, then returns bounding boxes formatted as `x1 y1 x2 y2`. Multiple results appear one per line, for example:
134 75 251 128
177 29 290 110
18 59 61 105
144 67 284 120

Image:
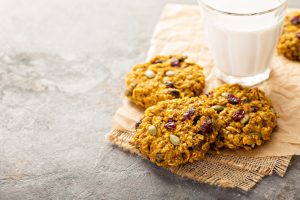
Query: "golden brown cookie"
133 97 219 167
277 12 300 61
125 55 205 108
205 84 278 150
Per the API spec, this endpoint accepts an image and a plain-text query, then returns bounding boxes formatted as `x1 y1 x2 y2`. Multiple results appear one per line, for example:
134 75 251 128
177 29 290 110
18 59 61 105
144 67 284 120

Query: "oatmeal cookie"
125 55 205 108
205 84 278 150
277 12 300 61
133 97 219 167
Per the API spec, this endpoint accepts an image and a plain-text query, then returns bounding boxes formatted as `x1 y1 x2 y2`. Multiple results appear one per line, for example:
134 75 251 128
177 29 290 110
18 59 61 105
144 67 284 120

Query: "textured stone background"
0 0 299 199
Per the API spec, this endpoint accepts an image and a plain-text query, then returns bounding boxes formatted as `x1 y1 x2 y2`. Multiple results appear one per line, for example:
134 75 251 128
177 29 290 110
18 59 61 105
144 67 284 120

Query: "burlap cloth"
107 4 300 191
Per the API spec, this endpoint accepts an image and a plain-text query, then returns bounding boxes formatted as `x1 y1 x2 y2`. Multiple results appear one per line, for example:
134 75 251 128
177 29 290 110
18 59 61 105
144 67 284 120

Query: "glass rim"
199 0 288 16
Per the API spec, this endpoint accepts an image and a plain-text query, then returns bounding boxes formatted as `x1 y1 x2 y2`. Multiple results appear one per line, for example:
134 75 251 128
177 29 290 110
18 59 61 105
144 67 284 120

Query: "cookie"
125 55 205 108
133 97 219 167
205 84 278 150
277 12 300 61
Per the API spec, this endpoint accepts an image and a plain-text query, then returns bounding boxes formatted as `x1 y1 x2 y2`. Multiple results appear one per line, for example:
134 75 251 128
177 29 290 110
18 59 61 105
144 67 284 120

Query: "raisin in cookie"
277 12 300 61
125 55 205 108
133 97 219 167
205 84 278 150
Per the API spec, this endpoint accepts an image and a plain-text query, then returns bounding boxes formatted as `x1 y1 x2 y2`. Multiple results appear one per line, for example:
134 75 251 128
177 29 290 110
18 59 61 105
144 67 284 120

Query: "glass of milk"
198 0 287 86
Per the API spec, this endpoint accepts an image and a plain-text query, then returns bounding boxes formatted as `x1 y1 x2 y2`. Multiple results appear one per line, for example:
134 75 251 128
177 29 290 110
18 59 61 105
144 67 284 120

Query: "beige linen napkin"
107 4 300 191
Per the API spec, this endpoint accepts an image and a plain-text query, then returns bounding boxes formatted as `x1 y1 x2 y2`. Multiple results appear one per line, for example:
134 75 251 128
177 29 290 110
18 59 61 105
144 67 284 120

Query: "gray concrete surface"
0 0 299 199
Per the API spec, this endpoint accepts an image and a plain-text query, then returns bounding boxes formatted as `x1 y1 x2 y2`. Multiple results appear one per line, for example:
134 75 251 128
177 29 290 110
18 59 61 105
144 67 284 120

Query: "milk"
202 0 284 14
200 0 286 82
205 17 283 76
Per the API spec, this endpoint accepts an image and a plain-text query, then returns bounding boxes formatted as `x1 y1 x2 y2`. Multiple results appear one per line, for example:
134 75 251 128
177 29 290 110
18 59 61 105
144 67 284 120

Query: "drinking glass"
198 0 287 86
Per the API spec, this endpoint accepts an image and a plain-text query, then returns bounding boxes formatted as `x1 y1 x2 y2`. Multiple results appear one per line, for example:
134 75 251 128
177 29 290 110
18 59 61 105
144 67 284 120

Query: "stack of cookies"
125 55 278 167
